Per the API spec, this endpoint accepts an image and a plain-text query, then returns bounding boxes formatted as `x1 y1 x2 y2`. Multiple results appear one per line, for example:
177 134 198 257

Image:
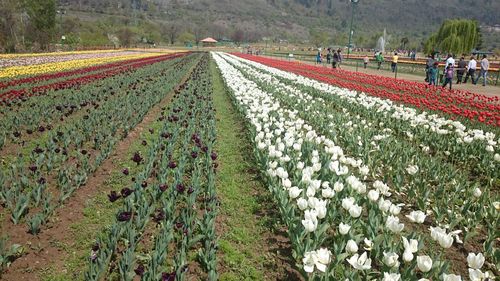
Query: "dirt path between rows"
210 59 303 281
1 59 200 281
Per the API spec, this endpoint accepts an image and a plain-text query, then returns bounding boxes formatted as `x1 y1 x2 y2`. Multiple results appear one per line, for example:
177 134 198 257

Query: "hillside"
25 0 500 50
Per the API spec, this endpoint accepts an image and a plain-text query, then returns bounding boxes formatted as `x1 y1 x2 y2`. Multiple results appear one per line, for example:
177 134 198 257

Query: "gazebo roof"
201 37 218 43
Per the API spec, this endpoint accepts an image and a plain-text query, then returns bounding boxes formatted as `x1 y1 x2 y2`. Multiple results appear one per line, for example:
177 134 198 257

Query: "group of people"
363 51 399 72
317 48 344 68
425 54 490 90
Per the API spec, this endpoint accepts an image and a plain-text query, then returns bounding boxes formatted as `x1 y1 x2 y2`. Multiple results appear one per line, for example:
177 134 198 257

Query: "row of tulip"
224 53 499 275
235 54 500 126
0 52 189 103
0 52 186 91
0 52 163 79
0 49 124 59
0 54 200 244
85 54 218 280
0 50 139 69
213 52 497 280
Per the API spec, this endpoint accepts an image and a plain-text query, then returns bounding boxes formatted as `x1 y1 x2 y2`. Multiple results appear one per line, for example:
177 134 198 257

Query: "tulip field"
0 50 498 281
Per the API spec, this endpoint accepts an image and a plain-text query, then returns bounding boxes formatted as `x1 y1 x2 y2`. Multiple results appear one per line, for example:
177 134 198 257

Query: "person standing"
391 52 398 72
316 50 322 64
336 49 343 68
327 49 332 64
445 54 455 67
332 49 339 68
425 54 435 82
363 55 369 69
442 63 454 90
463 56 477 84
376 52 384 70
475 55 489 86
456 56 467 84
428 62 438 86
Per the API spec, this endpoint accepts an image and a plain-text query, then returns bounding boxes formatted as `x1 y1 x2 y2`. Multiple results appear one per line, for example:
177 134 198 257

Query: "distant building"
200 37 218 47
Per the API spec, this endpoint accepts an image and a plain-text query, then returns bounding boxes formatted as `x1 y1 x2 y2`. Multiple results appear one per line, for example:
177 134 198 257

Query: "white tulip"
378 198 392 213
367 189 380 201
494 153 500 162
467 253 485 270
403 250 414 262
389 204 401 215
339 223 351 235
402 237 419 253
297 161 305 169
416 255 432 272
349 204 362 218
314 248 332 272
302 251 316 273
468 269 485 281
383 252 400 268
282 178 292 189
363 238 373 251
406 165 419 175
288 186 302 199
346 239 358 253
342 197 355 210
473 188 482 198
297 198 308 210
485 145 494 152
321 187 335 199
381 272 401 281
302 218 317 232
333 181 344 192
406 210 426 224
347 252 372 270
386 215 404 233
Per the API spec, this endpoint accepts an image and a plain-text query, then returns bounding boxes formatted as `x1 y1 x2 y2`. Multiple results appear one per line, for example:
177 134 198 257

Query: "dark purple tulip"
38 177 46 184
120 187 133 198
29 165 37 173
117 211 132 222
153 210 165 223
175 222 183 230
33 147 44 154
176 183 185 193
210 152 218 161
46 125 52 130
54 148 61 153
131 152 143 165
141 140 147 146
191 151 198 159
92 243 100 252
159 183 168 192
26 129 33 135
134 264 145 276
62 149 68 156
202 146 208 153
141 181 148 188
161 271 175 281
108 191 121 202
81 149 88 155
188 186 194 194
57 131 64 137
122 168 129 176
131 177 136 182
148 128 154 134
38 126 45 133
168 161 177 169
13 131 21 138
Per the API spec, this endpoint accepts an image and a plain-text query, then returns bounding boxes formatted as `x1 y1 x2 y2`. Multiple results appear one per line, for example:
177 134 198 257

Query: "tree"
117 27 135 47
400 37 409 49
23 0 56 50
424 19 480 55
310 29 328 48
178 31 195 45
162 23 180 45
231 29 244 46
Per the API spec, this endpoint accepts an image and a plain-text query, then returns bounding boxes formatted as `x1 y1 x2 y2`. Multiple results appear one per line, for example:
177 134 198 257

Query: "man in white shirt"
445 54 455 67
463 56 477 84
475 55 489 86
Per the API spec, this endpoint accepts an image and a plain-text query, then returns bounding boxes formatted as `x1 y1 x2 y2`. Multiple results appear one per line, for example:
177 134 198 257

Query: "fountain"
376 28 388 53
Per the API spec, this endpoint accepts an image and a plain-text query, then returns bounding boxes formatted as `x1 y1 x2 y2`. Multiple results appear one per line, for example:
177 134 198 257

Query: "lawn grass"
210 56 276 281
